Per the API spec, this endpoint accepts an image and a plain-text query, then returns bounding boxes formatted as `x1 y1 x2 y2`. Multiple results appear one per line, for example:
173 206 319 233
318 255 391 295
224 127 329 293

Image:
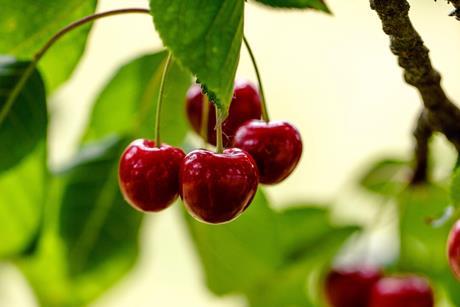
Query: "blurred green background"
1 0 460 306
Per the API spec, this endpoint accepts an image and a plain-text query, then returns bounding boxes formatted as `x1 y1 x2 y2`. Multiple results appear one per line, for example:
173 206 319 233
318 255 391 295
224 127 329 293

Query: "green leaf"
149 0 244 115
0 57 47 172
397 184 460 305
0 142 46 258
247 265 315 307
0 57 47 258
398 184 451 273
360 158 409 196
254 0 330 12
185 190 281 295
450 168 460 206
267 224 357 307
19 137 143 306
276 206 330 261
184 192 359 306
58 137 142 276
83 51 191 146
0 0 97 91
247 226 358 307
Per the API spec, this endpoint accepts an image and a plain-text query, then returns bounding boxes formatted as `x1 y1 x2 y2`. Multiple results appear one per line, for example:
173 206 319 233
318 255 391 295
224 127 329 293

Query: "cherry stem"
155 52 173 146
200 94 210 148
0 8 151 125
243 35 270 122
215 108 224 153
0 60 37 124
34 8 151 61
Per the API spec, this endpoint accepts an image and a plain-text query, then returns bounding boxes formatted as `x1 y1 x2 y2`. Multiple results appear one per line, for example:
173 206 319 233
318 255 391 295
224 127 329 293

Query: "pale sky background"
1 0 459 306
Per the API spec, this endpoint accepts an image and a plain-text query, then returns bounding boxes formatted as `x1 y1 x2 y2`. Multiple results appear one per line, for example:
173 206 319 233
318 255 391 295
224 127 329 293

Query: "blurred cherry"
325 266 382 307
448 219 460 279
369 275 434 307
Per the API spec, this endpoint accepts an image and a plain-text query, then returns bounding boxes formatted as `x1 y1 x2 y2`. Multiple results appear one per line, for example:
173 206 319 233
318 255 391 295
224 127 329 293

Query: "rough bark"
370 0 460 183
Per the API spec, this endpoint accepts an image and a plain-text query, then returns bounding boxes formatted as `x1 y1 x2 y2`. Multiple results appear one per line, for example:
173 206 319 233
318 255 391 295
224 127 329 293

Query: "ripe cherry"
185 80 262 147
118 139 185 212
369 276 434 307
325 266 382 307
448 219 460 279
180 148 259 224
233 120 302 184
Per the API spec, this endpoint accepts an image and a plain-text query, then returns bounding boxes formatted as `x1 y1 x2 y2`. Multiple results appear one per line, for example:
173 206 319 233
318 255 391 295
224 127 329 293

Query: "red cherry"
369 276 434 307
185 80 262 147
233 120 302 184
180 148 259 224
448 220 460 279
325 267 382 307
118 139 185 212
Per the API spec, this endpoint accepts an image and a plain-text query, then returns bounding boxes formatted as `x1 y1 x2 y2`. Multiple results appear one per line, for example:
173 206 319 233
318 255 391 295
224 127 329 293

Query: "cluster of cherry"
325 220 460 307
118 80 302 224
325 267 433 307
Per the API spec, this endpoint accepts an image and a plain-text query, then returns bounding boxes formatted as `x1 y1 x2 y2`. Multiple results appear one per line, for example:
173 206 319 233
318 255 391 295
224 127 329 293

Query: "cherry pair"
118 140 257 224
186 80 303 185
325 267 434 307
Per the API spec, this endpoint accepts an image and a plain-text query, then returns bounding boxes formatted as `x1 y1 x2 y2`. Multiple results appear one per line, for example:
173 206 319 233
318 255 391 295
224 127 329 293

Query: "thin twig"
34 8 150 61
0 8 151 125
410 110 433 185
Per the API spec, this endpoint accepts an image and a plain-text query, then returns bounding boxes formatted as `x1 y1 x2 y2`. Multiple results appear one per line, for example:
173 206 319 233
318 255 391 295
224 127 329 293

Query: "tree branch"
448 0 460 8
448 0 460 21
370 0 460 153
448 0 460 12
442 0 460 20
410 110 433 185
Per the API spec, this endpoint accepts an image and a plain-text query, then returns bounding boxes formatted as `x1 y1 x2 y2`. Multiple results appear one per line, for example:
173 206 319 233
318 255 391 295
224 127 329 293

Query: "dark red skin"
118 139 185 212
233 120 302 184
325 267 382 307
448 220 460 279
180 148 259 224
185 80 262 147
369 276 434 307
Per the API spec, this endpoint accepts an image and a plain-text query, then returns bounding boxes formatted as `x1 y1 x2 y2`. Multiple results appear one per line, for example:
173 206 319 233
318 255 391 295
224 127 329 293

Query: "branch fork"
370 0 460 184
